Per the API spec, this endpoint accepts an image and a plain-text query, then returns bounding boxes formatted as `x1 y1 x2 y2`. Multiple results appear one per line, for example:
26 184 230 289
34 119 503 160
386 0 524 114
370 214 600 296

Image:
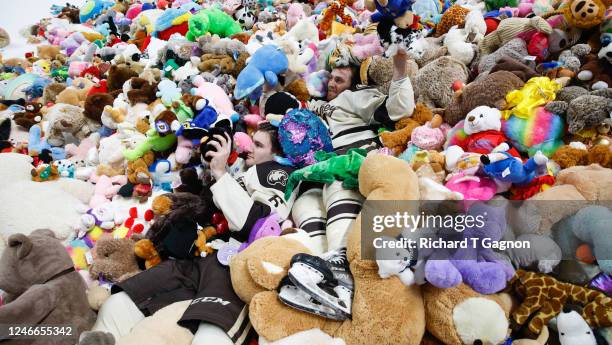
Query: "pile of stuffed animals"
0 0 611 344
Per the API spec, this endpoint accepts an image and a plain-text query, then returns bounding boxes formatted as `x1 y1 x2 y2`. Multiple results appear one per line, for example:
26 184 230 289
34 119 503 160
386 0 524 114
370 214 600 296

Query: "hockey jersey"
210 161 298 242
307 76 416 151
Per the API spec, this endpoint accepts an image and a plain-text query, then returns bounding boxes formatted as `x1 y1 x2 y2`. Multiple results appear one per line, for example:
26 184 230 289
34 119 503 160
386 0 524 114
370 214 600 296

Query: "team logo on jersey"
267 169 288 186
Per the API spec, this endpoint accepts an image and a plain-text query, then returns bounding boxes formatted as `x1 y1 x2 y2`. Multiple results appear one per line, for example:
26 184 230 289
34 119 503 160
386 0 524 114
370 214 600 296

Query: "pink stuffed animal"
69 61 93 78
445 172 497 210
89 175 127 208
286 3 306 29
234 132 254 155
410 115 449 151
175 136 194 164
125 4 143 19
191 76 235 118
45 27 70 46
243 114 265 128
352 34 384 59
65 133 100 165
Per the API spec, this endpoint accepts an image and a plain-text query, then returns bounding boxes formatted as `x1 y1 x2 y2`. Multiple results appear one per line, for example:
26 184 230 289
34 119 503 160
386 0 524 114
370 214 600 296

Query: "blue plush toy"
176 99 219 140
156 79 182 106
234 45 288 101
480 150 548 185
79 0 113 23
28 125 66 161
369 0 415 28
553 206 612 274
23 77 51 100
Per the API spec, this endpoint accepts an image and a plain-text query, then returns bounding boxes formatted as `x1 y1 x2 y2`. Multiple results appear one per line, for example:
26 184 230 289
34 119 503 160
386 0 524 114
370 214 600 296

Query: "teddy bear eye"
480 114 483 118
561 333 565 336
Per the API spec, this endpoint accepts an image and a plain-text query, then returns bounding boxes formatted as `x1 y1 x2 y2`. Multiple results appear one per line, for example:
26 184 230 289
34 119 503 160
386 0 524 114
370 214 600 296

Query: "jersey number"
268 195 284 207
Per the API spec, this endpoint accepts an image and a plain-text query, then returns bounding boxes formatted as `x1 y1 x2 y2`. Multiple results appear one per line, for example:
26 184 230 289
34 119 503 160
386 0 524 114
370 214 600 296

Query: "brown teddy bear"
284 78 311 102
0 229 96 343
231 154 426 345
139 67 162 84
106 64 138 92
134 239 162 269
127 150 155 184
37 45 61 60
552 143 611 169
444 71 525 126
489 56 539 82
43 82 67 104
577 53 612 90
379 103 436 155
13 101 43 129
414 56 470 110
529 164 612 236
126 77 158 105
55 86 89 107
89 234 141 283
423 283 514 345
84 92 114 123
198 53 236 75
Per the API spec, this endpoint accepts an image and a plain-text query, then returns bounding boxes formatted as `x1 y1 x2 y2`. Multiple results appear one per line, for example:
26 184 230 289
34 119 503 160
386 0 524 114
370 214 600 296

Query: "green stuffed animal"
186 7 242 42
123 129 177 161
485 0 519 11
284 148 367 199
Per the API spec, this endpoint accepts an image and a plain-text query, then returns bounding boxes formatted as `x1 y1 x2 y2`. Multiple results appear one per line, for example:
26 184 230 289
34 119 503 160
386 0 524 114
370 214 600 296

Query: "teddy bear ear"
8 234 33 259
30 228 56 239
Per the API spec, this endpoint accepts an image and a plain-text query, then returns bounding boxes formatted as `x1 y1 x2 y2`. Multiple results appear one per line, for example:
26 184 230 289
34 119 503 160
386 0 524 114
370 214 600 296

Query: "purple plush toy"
424 203 516 294
238 212 283 252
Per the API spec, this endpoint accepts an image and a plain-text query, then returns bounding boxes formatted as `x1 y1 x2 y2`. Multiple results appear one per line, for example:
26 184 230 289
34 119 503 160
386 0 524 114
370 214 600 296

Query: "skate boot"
286 248 353 318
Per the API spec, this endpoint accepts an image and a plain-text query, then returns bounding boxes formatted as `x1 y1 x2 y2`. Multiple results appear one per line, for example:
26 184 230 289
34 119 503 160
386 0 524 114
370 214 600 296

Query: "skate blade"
288 263 352 317
278 284 347 321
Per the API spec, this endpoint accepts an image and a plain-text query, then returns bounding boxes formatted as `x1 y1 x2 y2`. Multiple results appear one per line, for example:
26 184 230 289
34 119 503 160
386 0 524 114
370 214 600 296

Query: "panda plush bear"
235 7 256 29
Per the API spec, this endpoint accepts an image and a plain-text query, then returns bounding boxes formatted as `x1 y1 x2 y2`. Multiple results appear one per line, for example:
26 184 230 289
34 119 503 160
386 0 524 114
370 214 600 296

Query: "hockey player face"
327 67 353 101
248 130 276 166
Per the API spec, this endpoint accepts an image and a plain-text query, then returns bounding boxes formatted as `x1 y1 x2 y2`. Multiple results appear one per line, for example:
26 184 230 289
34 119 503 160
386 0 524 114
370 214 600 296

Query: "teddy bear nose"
468 116 475 122
473 340 483 345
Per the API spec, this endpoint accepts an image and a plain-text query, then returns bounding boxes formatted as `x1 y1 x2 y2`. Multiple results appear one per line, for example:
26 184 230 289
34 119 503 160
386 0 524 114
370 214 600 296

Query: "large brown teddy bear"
423 284 514 345
0 229 96 344
414 56 469 111
444 71 525 126
230 154 426 345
